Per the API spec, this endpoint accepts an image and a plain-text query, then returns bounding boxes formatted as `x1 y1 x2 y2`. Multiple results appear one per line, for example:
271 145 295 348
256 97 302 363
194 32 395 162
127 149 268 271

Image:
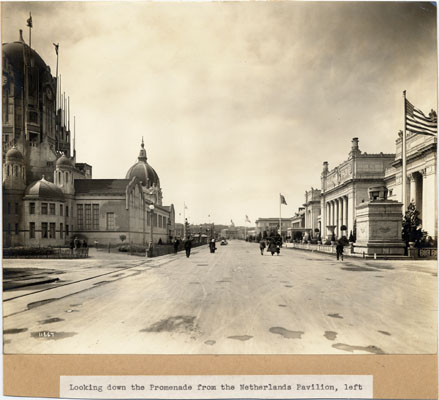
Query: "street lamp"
149 204 155 257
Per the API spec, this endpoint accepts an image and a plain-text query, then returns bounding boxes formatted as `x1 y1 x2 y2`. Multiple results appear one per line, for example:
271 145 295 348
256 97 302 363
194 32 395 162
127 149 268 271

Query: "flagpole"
183 202 186 238
279 194 282 238
402 90 407 212
28 13 32 49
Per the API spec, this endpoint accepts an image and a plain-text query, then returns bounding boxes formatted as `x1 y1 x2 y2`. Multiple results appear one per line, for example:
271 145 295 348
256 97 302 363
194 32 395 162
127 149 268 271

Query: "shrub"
3 246 56 257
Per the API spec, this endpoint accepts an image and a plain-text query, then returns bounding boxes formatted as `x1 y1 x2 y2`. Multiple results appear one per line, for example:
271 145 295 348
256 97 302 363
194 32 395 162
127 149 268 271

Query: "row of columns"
325 196 349 238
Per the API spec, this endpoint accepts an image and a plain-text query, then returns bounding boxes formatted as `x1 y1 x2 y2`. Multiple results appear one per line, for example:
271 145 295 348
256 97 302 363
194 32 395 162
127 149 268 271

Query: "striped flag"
405 98 437 136
280 194 287 205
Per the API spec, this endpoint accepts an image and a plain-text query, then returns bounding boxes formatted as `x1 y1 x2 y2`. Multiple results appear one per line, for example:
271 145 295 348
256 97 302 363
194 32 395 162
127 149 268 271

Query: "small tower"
54 153 75 194
3 146 26 191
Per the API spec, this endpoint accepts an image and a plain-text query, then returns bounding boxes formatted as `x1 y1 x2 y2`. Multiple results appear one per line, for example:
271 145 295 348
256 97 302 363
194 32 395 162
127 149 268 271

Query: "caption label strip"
60 375 372 399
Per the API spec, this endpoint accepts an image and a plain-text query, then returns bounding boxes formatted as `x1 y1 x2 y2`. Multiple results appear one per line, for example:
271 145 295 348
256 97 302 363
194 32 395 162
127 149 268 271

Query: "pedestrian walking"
259 239 266 255
267 239 277 256
276 244 280 256
82 239 88 248
184 236 192 258
209 239 217 253
336 240 344 261
69 238 74 255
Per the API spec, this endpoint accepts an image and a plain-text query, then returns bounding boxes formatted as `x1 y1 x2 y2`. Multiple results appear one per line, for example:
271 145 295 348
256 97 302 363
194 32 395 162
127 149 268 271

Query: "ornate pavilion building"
2 30 175 248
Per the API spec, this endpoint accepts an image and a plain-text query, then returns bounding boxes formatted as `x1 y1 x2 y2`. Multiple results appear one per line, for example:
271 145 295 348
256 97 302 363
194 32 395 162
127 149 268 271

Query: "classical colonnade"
325 195 349 238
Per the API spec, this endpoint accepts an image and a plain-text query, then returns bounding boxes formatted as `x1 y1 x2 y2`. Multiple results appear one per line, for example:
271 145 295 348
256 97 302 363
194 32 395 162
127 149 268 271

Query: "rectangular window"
85 204 92 230
66 224 69 237
106 212 115 230
92 204 99 230
147 212 150 226
49 223 56 239
15 223 18 234
60 204 63 216
30 222 35 238
154 214 158 227
42 222 48 238
49 203 56 215
30 202 35 214
15 202 19 215
7 224 11 235
7 202 11 214
41 203 48 215
77 204 84 230
60 223 64 239
66 205 69 217
163 217 167 227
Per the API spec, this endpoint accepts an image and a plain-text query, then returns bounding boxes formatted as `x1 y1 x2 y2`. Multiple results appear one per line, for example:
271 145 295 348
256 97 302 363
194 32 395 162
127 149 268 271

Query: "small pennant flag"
245 215 251 223
230 219 235 226
405 96 437 136
53 43 59 55
184 203 188 210
26 13 33 28
280 194 287 205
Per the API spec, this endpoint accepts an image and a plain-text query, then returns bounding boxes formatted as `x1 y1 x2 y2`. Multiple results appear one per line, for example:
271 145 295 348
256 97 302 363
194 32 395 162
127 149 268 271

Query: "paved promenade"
3 241 437 354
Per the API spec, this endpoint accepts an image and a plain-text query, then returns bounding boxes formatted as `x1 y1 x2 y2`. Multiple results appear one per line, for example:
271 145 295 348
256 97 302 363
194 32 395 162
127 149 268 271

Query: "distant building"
255 217 293 239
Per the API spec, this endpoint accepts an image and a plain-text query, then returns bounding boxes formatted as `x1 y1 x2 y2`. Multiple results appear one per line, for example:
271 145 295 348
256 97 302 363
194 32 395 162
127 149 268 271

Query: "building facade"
303 187 321 235
2 30 175 248
384 131 437 238
320 138 395 239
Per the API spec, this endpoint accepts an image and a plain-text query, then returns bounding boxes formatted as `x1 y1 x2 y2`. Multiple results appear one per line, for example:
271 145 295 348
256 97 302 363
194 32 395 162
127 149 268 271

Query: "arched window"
66 172 69 183
14 165 18 176
58 171 61 183
7 165 10 176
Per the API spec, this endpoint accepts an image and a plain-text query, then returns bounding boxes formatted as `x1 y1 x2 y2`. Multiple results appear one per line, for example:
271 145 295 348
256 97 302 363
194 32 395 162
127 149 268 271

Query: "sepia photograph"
1 1 437 359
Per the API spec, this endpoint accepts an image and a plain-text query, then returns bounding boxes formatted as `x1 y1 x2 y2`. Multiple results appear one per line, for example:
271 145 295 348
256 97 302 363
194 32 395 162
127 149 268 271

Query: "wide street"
3 241 437 354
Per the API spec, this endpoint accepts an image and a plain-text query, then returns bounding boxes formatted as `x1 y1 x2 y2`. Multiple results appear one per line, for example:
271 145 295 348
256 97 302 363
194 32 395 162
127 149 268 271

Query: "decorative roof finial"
138 138 147 162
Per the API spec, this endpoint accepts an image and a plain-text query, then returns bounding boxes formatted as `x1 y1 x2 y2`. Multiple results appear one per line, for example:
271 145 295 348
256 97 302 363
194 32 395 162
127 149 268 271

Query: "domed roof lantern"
138 137 147 162
125 139 160 188
5 145 24 162
56 152 74 168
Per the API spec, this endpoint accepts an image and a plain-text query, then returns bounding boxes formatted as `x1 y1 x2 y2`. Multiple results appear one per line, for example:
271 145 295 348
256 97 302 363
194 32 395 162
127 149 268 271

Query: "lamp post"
148 204 155 257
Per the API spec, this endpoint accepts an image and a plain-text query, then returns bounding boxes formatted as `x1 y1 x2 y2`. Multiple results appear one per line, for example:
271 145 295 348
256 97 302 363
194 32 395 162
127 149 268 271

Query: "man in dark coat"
184 237 192 258
259 239 266 255
336 240 344 261
209 239 216 253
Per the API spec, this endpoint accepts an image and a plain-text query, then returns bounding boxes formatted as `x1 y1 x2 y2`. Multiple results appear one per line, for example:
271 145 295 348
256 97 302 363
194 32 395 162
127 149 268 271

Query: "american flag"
405 98 437 136
280 194 287 205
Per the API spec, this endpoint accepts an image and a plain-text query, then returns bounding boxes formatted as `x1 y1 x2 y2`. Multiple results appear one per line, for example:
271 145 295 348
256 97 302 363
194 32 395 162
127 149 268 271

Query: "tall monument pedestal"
354 187 405 256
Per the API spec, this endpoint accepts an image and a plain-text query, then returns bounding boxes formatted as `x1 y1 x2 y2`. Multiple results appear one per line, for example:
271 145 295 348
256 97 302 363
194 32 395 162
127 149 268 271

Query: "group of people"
172 237 218 258
69 237 87 253
173 237 193 258
259 238 281 256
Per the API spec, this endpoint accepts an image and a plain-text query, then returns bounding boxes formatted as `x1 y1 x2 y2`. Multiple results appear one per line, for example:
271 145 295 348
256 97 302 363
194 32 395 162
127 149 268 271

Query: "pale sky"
2 1 437 225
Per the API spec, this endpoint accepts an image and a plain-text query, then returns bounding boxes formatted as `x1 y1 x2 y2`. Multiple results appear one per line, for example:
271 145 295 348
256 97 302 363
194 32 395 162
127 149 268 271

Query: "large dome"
126 141 160 188
25 176 64 201
3 38 49 79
